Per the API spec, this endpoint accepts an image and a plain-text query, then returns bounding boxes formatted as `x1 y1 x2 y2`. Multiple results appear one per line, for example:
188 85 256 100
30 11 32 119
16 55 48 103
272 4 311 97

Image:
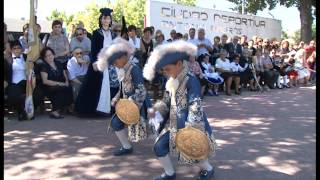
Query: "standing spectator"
46 20 70 68
227 35 242 61
212 36 222 65
68 24 76 42
67 47 90 103
136 27 142 38
70 28 91 58
167 29 176 42
261 48 280 89
269 48 285 89
77 21 92 40
239 49 255 90
240 35 247 48
75 8 118 117
19 23 29 55
248 39 257 56
155 32 165 47
221 34 230 53
140 27 153 68
175 32 183 40
215 49 241 95
280 40 290 54
40 47 73 118
112 23 122 38
128 25 141 50
187 28 197 45
196 28 212 57
183 33 188 41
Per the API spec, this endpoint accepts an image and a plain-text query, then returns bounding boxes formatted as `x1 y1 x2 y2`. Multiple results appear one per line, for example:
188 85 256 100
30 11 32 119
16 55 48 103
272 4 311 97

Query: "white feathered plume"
143 40 197 81
96 37 135 71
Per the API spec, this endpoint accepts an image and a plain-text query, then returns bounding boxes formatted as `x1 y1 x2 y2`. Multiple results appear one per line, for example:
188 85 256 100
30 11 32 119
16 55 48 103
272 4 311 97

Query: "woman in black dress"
75 8 118 117
40 47 73 118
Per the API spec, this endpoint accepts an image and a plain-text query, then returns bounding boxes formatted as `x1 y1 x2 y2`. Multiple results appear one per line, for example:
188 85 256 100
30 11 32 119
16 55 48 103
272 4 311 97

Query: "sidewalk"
4 86 316 180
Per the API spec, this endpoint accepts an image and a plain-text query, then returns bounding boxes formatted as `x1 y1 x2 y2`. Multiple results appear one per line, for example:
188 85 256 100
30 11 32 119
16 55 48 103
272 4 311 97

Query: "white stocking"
115 129 132 149
199 159 213 171
158 155 175 176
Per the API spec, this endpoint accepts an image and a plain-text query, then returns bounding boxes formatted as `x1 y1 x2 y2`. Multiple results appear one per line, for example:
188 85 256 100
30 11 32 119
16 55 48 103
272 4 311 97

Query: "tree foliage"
226 0 315 42
173 0 196 6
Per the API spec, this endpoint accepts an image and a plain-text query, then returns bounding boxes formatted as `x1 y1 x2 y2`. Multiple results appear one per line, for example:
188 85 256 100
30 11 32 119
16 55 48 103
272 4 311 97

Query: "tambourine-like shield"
115 99 140 125
175 126 210 160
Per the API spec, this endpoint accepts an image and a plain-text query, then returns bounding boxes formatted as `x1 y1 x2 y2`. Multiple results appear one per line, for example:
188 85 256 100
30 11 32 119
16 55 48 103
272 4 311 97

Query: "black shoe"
197 169 215 180
276 85 283 89
113 147 133 156
18 112 27 121
155 173 176 180
49 113 64 119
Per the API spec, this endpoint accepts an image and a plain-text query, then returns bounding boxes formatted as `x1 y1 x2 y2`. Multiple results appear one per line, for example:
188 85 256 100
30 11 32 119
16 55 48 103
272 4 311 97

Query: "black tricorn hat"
100 8 113 17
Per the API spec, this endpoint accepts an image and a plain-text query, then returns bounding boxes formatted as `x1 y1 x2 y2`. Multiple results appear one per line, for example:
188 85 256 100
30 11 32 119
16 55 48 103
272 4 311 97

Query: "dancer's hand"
147 108 156 119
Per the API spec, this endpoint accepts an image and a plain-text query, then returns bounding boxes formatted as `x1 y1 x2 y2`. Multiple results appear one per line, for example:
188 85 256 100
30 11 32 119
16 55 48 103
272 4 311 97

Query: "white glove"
149 111 164 131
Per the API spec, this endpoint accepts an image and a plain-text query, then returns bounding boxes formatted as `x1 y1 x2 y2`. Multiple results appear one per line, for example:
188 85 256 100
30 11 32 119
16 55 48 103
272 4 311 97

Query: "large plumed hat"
96 37 135 71
143 40 197 81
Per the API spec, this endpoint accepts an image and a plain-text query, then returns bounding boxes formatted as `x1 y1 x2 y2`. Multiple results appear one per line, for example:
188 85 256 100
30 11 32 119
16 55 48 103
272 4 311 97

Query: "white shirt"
188 38 198 46
201 62 213 74
215 58 232 73
102 29 113 48
230 62 245 72
67 56 90 80
11 54 26 84
129 37 141 49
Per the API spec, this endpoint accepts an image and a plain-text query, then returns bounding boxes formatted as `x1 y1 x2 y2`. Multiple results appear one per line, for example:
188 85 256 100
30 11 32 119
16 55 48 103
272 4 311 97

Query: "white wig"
96 37 135 71
143 40 197 81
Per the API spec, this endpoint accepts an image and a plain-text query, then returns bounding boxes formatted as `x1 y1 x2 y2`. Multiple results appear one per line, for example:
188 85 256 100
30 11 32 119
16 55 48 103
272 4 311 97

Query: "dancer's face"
162 60 183 79
113 56 128 68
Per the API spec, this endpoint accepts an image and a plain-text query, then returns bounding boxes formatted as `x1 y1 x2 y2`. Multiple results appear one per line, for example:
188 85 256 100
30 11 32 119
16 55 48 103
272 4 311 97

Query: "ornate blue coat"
153 67 217 164
112 61 151 142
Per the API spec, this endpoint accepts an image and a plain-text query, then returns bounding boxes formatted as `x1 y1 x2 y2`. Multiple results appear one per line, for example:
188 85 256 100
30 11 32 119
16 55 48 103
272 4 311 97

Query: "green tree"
173 0 196 6
226 0 315 43
281 30 289 39
74 2 103 33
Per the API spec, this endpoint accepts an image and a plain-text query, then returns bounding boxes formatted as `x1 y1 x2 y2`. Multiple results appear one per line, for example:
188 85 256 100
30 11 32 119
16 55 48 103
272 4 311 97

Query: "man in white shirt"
196 28 213 57
67 47 90 102
187 27 197 46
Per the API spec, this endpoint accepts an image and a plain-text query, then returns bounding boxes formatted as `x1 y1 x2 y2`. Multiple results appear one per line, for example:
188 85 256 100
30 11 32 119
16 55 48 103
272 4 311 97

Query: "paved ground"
4 85 316 180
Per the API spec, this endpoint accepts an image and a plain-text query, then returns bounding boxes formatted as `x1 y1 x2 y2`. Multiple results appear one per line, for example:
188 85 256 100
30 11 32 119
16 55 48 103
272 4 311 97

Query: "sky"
4 0 304 35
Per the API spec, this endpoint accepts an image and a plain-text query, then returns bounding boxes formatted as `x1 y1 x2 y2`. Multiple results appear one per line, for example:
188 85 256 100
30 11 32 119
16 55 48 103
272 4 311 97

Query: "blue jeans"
111 115 125 131
154 131 170 157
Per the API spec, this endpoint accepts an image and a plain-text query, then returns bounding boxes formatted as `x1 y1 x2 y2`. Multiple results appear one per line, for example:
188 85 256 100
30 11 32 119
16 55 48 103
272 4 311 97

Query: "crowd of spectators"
3 18 316 121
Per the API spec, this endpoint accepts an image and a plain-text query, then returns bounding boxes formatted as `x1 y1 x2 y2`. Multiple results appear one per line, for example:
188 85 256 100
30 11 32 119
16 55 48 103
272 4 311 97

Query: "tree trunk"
299 0 313 43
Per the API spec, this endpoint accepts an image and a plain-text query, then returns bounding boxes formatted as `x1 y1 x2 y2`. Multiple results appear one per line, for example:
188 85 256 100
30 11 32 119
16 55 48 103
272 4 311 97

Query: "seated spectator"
230 55 246 94
199 53 224 96
4 40 29 120
188 55 207 96
46 20 70 68
284 50 298 87
261 48 280 89
19 23 29 55
70 28 91 57
306 51 316 83
252 49 263 90
294 49 310 85
227 35 242 61
40 47 73 119
238 52 255 91
67 47 90 103
215 49 241 95
270 49 286 89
